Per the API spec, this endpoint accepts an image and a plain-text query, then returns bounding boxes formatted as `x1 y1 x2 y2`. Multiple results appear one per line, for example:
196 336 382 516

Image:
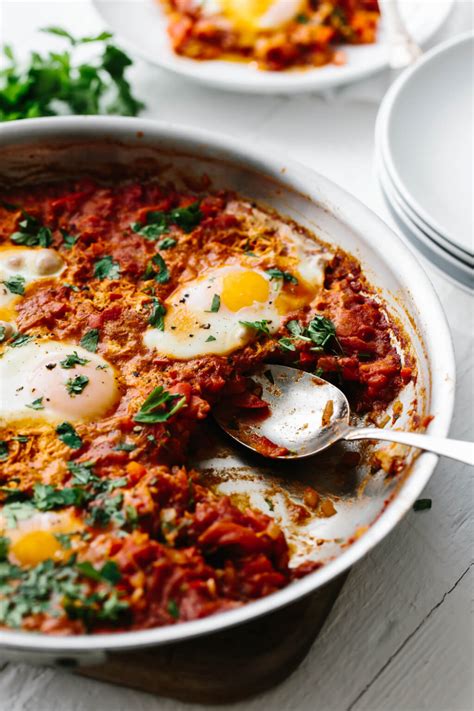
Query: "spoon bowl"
214 364 473 466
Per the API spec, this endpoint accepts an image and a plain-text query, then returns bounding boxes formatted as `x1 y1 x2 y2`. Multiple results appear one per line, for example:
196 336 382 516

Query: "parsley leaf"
0 441 9 460
33 483 88 511
413 498 432 511
60 351 89 369
80 328 99 353
76 560 121 584
148 297 166 330
66 374 89 396
206 335 216 342
239 319 271 336
132 201 202 239
2 275 25 295
134 386 187 424
10 212 52 247
93 255 120 280
60 228 78 249
208 294 221 313
56 422 82 449
266 268 298 284
158 237 177 250
114 442 136 452
2 501 35 528
26 397 44 410
167 599 180 619
9 333 33 348
143 253 169 284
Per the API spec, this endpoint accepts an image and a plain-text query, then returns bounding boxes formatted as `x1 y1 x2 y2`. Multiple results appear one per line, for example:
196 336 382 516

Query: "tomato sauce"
0 178 411 634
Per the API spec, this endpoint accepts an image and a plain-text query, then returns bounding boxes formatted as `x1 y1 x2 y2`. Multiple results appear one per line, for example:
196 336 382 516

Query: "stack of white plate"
376 33 473 292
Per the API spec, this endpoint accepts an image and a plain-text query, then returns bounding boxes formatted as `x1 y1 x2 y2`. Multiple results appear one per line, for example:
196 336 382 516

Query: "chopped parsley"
60 229 78 249
2 275 25 295
295 13 309 23
2 501 36 528
66 374 89 396
60 351 89 369
114 441 136 452
26 397 44 410
0 557 130 630
33 483 88 511
158 237 177 250
10 212 52 247
239 319 271 336
148 297 166 330
56 422 82 449
0 441 9 460
9 333 33 348
278 316 342 354
0 536 10 560
167 599 180 619
132 201 203 239
93 255 121 280
266 268 298 284
206 335 216 342
134 386 187 424
208 294 221 313
80 328 99 353
278 337 297 352
143 253 169 284
76 560 121 584
413 498 432 511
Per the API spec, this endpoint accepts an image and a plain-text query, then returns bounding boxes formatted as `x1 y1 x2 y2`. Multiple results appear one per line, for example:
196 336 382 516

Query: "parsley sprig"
10 212 52 247
132 202 202 240
0 28 144 121
134 386 187 424
278 316 342 354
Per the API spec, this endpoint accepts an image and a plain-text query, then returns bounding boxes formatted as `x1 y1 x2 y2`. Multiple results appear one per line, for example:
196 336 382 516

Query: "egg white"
0 340 119 426
145 265 283 360
0 246 65 321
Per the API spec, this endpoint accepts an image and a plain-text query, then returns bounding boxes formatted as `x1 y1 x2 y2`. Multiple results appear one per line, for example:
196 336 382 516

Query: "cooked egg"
0 509 83 566
0 246 65 322
0 340 119 426
145 258 325 360
201 0 305 31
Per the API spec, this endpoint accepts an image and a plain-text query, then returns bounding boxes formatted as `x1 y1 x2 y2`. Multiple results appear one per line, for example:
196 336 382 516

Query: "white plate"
92 0 453 94
378 32 474 257
377 155 473 292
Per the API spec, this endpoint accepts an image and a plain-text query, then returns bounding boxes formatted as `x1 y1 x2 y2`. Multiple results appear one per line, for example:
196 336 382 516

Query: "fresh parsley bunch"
0 26 144 121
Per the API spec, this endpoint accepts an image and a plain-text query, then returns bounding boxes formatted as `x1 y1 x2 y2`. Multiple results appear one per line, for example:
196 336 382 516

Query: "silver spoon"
214 365 473 466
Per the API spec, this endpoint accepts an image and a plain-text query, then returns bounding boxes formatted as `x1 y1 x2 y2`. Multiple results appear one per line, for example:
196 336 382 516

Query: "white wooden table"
1 2 472 709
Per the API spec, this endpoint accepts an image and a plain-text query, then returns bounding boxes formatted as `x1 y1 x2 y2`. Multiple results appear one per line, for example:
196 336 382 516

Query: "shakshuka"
0 178 412 634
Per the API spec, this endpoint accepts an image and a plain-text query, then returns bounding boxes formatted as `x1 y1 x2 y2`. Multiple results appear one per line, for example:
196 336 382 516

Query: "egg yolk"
220 0 303 31
11 530 63 566
221 269 270 311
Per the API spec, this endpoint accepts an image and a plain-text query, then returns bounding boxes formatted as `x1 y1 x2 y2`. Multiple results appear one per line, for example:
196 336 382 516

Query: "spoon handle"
379 0 423 69
344 427 474 466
